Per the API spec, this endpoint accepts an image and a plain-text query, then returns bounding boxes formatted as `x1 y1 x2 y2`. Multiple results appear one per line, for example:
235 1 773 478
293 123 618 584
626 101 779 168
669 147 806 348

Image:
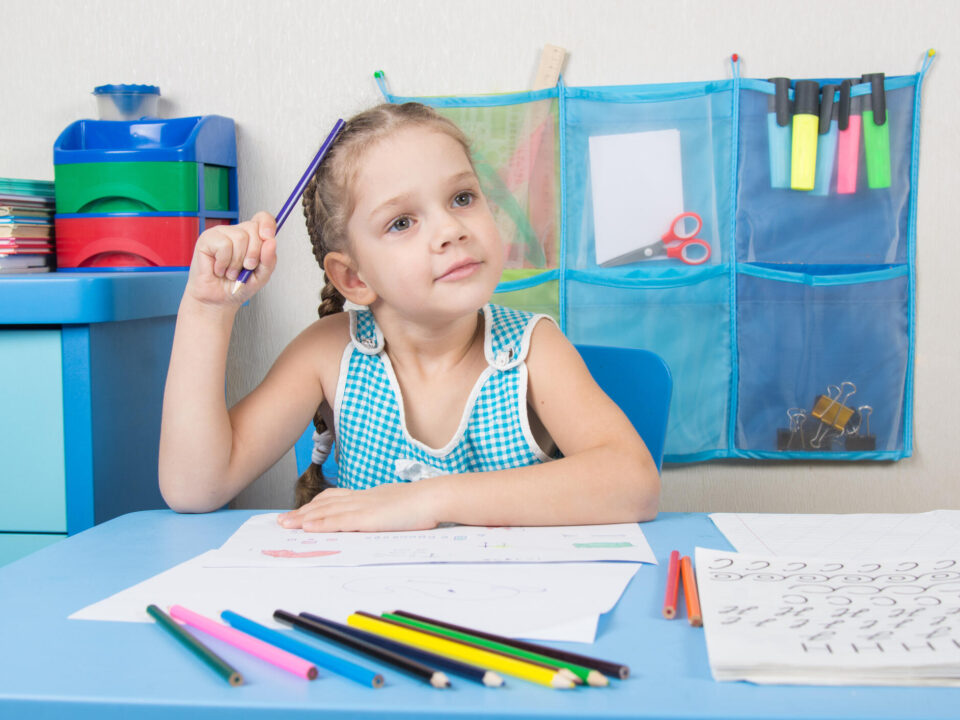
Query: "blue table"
0 510 956 719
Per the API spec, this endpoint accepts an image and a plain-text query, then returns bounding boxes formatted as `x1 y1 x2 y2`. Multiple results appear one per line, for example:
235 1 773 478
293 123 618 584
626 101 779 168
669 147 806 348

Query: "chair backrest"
294 343 672 475
574 344 672 471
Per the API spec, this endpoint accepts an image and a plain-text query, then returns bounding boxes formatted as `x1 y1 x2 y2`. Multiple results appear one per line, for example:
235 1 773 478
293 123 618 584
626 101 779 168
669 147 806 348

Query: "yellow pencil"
347 613 575 689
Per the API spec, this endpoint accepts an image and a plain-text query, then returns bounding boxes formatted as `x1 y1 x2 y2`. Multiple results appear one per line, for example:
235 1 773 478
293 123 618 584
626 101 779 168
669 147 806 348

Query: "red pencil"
680 555 702 627
662 550 681 619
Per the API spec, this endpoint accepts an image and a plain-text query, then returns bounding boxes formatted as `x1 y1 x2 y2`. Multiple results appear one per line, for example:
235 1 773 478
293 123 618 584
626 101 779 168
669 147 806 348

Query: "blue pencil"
220 610 383 688
231 118 346 294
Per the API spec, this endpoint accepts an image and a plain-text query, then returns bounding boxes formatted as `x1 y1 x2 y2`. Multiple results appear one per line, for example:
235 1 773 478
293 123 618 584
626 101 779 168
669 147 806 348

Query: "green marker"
861 72 891 189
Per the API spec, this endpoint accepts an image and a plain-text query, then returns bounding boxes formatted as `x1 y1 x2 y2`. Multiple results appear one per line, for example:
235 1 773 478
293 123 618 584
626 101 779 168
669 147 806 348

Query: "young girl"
159 102 660 532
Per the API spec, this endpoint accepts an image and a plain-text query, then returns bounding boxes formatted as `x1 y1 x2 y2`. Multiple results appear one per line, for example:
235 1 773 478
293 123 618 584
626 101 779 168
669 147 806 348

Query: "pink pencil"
169 605 318 680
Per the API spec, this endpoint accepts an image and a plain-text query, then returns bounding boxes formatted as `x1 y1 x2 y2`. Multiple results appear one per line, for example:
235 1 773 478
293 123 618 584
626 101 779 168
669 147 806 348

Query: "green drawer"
55 161 205 213
0 533 65 567
0 330 67 532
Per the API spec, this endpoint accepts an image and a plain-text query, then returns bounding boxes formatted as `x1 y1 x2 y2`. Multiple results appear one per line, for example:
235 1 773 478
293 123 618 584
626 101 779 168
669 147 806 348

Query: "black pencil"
391 609 630 679
273 609 450 689
147 604 244 686
303 612 504 687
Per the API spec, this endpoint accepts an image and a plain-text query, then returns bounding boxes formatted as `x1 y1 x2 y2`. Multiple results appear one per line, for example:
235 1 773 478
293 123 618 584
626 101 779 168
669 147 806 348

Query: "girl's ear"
323 252 378 306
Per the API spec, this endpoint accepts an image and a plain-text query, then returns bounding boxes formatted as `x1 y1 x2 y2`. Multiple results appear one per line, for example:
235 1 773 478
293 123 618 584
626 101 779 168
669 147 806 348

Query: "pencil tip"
231 279 242 295
431 672 451 689
587 670 609 687
483 671 504 687
552 674 576 689
559 668 582 684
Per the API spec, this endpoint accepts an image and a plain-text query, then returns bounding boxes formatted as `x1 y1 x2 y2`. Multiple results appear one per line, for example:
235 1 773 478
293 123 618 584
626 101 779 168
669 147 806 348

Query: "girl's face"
344 125 505 325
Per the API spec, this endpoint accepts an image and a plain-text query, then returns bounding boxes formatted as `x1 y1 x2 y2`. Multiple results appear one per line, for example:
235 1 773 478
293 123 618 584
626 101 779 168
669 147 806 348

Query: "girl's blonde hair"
294 102 474 507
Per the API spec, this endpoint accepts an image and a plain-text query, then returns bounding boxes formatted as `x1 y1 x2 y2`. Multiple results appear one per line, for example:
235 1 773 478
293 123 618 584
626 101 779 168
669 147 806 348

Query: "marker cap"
793 80 820 117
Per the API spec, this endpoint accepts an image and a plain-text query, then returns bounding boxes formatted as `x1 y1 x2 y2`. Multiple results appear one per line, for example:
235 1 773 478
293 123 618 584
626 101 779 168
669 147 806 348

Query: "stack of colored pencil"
662 550 702 626
0 178 55 274
148 602 629 691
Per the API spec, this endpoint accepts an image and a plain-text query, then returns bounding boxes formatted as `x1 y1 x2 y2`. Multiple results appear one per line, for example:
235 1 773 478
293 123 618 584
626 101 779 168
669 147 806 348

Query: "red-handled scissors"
639 212 712 265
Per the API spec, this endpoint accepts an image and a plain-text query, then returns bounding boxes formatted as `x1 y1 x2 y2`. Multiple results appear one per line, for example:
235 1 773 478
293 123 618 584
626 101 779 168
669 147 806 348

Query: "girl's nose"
431 211 469 250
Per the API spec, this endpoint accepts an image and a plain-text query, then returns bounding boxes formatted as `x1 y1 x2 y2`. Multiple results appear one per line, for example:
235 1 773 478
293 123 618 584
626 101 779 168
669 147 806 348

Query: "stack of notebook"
0 178 56 274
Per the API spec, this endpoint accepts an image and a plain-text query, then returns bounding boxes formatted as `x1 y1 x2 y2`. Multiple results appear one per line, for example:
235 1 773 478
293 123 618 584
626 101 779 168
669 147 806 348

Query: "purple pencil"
231 118 345 294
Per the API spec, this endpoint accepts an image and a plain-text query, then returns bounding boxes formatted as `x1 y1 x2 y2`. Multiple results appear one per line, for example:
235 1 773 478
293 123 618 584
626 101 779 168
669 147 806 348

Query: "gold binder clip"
810 381 857 448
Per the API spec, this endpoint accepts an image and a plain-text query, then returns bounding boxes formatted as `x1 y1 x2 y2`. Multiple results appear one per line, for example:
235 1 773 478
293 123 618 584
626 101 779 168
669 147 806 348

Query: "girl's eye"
388 216 412 233
453 191 474 207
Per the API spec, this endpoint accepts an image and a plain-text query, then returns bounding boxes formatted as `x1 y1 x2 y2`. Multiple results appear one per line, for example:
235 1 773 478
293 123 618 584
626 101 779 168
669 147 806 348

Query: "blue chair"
294 344 672 476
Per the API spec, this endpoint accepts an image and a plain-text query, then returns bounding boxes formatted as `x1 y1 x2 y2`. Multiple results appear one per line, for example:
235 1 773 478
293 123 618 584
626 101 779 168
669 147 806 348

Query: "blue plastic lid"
93 84 160 95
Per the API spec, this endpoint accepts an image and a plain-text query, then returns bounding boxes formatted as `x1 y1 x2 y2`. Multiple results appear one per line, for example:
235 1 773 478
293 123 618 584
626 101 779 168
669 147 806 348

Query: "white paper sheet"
709 510 960 559
203 514 657 568
70 552 638 643
696 547 960 686
588 129 684 267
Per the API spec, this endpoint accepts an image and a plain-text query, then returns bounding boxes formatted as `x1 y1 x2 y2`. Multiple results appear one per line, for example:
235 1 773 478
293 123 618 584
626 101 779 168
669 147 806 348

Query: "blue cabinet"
0 271 187 564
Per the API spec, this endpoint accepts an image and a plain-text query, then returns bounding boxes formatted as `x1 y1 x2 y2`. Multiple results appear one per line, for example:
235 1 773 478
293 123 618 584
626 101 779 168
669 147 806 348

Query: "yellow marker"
347 613 575 689
790 80 820 191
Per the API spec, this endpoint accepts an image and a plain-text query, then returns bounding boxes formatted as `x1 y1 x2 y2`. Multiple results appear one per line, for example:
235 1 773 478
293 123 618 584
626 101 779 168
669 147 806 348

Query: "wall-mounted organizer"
53 115 238 270
375 50 934 462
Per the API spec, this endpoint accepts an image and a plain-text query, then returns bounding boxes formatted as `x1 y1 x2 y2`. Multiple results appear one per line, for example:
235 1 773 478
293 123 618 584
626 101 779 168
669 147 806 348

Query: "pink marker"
836 79 861 194
169 605 318 680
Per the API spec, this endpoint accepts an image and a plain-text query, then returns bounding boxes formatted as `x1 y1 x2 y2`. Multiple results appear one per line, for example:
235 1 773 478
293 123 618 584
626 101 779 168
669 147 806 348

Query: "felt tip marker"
767 77 792 189
836 79 861 194
790 80 820 191
861 72 891 189
812 84 839 196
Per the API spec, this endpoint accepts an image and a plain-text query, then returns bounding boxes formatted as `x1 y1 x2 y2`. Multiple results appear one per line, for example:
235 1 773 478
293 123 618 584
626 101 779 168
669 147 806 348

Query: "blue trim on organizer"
740 75 917 96
568 264 728 289
61 326 94 535
727 56 742 456
565 79 733 102
494 269 559 293
904 54 935 457
729 449 906 461
558 76 568 333
737 263 909 285
376 72 558 108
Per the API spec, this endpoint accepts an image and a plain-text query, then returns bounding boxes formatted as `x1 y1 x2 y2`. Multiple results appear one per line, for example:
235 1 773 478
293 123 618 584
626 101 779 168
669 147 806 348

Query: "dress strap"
348 308 385 354
483 303 555 371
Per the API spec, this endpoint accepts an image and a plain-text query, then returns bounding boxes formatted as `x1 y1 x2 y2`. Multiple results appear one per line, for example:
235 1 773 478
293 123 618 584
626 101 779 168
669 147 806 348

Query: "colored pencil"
146 604 243 686
347 612 575 689
663 550 681 619
220 610 383 688
381 612 606 686
232 118 346 294
680 556 703 627
169 605 317 680
391 609 631 680
302 612 503 687
274 609 450 689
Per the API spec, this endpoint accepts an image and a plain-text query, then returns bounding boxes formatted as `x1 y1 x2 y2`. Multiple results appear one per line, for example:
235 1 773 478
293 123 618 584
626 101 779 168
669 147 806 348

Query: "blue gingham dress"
332 304 555 489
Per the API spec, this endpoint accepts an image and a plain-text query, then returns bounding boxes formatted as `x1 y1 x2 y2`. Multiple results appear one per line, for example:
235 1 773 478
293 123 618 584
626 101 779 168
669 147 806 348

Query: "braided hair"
294 102 473 507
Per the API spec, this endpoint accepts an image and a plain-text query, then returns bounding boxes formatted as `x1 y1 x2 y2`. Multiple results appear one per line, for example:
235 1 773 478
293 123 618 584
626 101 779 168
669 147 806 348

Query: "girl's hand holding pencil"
186 211 278 305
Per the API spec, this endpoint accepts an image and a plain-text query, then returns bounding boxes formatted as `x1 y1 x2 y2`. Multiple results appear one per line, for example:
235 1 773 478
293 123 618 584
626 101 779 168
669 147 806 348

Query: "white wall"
4 0 957 513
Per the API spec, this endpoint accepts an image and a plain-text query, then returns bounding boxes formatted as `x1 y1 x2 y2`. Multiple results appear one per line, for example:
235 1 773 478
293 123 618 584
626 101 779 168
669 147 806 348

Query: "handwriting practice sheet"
709 510 960 559
696 547 960 686
204 513 656 568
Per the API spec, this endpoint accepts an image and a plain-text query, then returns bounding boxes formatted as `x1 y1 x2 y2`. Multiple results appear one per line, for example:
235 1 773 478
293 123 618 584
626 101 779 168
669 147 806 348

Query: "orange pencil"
662 550 681 619
680 555 702 627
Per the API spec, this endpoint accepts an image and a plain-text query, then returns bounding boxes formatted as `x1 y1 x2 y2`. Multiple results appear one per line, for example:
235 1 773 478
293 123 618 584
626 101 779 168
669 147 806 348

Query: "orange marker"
680 556 702 627
662 550 681 619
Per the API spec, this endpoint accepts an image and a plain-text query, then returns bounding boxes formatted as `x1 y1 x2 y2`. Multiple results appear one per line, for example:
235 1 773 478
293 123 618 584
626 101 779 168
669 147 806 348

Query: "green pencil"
147 604 244 686
381 612 608 687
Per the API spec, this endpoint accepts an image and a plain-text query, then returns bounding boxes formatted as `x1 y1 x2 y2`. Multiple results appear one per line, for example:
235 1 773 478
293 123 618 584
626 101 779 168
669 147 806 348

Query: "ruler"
532 44 567 90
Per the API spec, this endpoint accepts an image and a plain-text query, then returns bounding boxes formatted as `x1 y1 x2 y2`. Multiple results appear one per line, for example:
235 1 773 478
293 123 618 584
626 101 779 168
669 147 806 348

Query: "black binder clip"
845 405 877 451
